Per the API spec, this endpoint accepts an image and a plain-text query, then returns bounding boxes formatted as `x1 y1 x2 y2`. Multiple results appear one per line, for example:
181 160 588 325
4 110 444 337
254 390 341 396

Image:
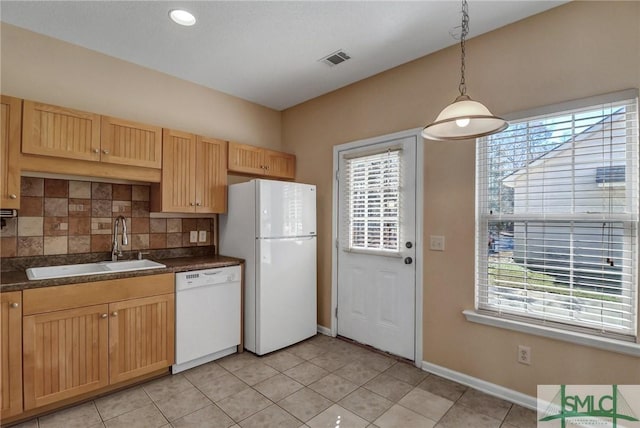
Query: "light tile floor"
12 335 537 428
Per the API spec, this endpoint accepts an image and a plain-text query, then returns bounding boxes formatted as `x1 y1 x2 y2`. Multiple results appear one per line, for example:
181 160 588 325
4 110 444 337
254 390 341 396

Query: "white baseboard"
421 361 537 410
317 325 332 336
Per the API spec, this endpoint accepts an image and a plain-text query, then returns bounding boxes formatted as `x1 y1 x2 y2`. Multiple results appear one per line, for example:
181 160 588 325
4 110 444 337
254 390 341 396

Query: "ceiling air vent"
320 50 351 67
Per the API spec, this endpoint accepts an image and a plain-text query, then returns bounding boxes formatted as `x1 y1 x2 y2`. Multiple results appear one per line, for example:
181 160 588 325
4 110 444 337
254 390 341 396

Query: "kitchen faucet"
112 216 128 261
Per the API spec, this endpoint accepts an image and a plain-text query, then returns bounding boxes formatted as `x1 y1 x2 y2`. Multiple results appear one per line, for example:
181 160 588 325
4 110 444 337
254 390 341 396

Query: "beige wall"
282 1 640 396
0 23 282 151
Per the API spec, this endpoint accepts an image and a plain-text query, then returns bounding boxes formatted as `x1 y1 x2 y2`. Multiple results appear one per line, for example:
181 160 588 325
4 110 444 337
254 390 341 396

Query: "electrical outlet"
189 231 198 243
429 235 445 251
518 345 532 365
198 230 207 242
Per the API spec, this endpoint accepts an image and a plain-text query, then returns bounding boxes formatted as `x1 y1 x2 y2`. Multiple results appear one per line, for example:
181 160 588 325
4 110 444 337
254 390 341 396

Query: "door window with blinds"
342 149 401 254
476 91 639 340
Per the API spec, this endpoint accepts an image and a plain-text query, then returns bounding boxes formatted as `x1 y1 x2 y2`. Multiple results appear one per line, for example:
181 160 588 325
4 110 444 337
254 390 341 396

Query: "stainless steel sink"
26 259 166 280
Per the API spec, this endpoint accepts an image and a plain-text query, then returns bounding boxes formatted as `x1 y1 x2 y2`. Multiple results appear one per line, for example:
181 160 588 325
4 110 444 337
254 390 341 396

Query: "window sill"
462 309 640 358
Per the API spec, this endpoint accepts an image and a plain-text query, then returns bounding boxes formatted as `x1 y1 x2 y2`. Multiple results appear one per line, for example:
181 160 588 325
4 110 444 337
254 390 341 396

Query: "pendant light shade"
422 0 508 141
421 95 508 141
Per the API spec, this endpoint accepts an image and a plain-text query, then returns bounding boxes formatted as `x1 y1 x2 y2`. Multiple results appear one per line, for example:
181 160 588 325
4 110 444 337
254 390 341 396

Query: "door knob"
404 257 413 265
405 242 413 249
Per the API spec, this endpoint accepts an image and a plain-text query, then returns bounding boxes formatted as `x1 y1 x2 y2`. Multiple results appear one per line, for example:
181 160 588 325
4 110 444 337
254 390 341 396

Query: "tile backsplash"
0 177 215 258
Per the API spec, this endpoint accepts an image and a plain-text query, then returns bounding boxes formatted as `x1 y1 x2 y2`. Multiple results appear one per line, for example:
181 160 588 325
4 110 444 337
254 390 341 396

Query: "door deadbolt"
405 242 413 249
404 257 413 265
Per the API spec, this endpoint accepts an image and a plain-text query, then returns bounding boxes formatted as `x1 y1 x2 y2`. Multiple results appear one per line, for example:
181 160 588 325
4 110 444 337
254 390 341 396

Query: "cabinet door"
228 141 265 175
109 294 175 384
101 116 162 169
196 137 227 213
22 101 101 162
0 96 21 209
23 304 109 410
1 291 22 419
264 149 296 179
160 129 196 212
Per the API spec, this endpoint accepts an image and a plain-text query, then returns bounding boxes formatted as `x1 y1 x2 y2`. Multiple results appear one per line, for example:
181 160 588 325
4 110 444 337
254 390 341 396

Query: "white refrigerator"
219 179 317 355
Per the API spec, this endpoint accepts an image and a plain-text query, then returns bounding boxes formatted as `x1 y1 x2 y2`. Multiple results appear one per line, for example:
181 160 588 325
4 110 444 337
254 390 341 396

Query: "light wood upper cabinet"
22 304 109 410
21 101 162 170
100 116 162 169
22 274 174 411
109 294 175 384
1 96 22 208
263 148 296 179
228 141 295 179
151 130 226 213
1 291 23 420
196 136 227 213
228 142 265 176
22 100 101 162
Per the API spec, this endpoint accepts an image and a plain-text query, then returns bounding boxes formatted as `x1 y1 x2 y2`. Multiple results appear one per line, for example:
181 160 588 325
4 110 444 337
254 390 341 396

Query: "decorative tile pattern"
92 183 112 200
2 178 216 258
69 180 91 199
20 196 43 216
21 177 44 197
44 178 69 198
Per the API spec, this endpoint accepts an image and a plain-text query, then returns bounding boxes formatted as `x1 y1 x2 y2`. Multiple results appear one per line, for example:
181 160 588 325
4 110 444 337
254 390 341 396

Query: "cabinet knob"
101 313 108 319
93 148 100 154
9 194 17 199
196 202 201 206
102 149 110 155
10 302 19 308
265 165 270 171
111 311 118 317
190 202 195 206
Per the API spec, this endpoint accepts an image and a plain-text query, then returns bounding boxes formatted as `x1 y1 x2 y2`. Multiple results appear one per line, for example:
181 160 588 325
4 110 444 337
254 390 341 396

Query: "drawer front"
23 273 174 315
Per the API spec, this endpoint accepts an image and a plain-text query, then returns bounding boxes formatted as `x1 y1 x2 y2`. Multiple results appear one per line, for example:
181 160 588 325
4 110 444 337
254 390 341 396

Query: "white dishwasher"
172 265 241 374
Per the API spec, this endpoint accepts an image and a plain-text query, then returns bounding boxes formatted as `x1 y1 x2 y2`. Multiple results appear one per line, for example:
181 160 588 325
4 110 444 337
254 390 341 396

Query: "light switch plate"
430 235 445 251
198 230 207 242
189 231 198 243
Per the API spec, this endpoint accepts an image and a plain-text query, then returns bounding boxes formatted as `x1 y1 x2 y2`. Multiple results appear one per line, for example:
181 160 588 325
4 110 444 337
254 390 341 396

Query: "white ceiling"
0 1 566 111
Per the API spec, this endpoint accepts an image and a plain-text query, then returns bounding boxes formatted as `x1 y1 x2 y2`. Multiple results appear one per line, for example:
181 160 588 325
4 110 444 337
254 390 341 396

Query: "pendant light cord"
458 0 469 97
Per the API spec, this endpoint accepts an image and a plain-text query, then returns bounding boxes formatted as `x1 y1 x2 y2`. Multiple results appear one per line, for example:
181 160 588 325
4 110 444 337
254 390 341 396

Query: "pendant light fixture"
422 0 508 141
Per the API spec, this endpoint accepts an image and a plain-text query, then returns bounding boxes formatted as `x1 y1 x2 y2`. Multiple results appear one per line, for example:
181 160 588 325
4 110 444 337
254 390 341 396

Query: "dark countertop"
0 254 243 292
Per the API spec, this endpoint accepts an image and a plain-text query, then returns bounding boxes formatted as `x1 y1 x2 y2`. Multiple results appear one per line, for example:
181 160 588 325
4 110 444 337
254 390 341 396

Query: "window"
476 91 639 340
343 149 401 253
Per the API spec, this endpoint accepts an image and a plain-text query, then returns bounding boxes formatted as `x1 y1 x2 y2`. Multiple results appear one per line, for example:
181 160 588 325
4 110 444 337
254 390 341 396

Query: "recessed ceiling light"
169 9 196 26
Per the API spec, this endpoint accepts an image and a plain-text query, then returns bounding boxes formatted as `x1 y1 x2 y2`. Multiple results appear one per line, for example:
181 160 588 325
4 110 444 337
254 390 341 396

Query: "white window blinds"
343 150 401 254
476 91 639 339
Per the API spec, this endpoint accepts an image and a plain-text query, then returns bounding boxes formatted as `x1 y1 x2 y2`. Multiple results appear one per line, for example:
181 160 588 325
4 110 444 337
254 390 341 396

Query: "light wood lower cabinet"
23 304 109 410
109 294 175 384
1 291 23 420
22 274 175 411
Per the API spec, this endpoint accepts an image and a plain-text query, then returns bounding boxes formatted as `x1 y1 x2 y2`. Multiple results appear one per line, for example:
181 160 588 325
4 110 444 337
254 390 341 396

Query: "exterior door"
336 136 417 360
